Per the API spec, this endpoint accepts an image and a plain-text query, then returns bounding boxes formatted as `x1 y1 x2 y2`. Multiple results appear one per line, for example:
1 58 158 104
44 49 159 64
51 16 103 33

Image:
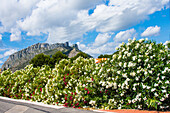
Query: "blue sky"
0 0 169 68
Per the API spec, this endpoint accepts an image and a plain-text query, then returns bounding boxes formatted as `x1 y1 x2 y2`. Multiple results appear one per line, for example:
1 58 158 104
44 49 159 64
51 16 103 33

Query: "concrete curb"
0 96 116 113
93 110 116 113
0 96 64 109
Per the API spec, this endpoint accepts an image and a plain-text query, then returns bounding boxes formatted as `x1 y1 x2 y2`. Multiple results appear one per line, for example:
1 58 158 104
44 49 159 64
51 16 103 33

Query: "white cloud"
141 25 161 37
0 34 2 40
77 32 121 57
0 54 3 59
0 48 6 51
114 28 136 42
73 0 168 34
77 28 137 57
0 0 169 43
0 34 3 47
0 60 3 64
18 0 103 43
93 33 112 47
77 41 121 57
0 0 40 32
4 49 17 57
10 28 21 41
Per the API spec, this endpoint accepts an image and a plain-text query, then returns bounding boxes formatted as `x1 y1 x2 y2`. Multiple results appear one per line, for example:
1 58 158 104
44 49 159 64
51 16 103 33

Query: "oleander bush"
0 38 169 111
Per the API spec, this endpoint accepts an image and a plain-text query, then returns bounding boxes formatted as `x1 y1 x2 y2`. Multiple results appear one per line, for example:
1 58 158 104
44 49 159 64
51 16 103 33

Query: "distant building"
95 58 108 63
0 69 1 73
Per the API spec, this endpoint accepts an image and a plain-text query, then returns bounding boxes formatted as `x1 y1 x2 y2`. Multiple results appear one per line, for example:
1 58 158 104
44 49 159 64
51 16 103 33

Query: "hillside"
1 42 82 72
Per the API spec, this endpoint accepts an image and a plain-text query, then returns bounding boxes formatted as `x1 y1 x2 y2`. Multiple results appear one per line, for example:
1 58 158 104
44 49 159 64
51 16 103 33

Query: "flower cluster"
0 38 169 111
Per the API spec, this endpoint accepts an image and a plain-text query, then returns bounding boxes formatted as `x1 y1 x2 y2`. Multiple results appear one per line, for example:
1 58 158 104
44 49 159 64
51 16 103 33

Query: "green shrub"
29 53 51 67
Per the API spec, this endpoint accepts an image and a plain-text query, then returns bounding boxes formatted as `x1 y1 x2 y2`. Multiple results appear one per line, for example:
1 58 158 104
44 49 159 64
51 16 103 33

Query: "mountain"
1 42 83 72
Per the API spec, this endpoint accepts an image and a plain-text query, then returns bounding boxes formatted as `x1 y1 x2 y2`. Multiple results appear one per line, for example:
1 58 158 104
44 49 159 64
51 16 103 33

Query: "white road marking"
5 105 28 113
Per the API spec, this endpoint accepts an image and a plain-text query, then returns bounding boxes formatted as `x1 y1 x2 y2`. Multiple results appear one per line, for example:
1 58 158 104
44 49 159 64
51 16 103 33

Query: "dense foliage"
70 52 90 62
29 51 90 68
0 38 169 111
29 51 68 68
98 54 112 58
48 51 68 68
29 53 51 67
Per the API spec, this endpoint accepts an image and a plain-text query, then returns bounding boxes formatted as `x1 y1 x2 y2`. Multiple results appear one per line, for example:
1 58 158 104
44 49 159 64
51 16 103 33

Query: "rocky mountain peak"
1 42 80 72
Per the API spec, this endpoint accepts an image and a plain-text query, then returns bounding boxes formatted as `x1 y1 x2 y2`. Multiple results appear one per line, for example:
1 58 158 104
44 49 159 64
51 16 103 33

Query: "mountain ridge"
1 42 80 72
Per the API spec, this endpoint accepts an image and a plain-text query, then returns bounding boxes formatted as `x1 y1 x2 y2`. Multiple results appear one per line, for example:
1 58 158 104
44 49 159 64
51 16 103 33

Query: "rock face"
1 42 80 72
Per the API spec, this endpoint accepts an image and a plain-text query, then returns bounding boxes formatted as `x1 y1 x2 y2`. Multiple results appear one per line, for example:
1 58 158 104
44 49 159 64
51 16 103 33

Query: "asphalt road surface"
0 97 108 113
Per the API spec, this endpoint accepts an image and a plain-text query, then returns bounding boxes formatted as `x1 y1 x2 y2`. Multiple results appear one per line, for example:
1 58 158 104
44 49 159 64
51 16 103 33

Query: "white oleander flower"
165 80 169 84
148 45 152 50
146 44 149 47
127 53 131 57
128 62 133 67
144 71 148 75
118 56 121 60
112 54 117 59
135 43 140 49
138 59 141 63
137 70 140 74
117 71 121 74
119 43 123 47
154 93 158 97
133 37 136 41
151 88 156 92
122 48 125 52
124 51 128 55
136 77 139 81
123 62 127 68
146 86 151 89
139 38 144 43
122 73 127 78
162 90 166 93
128 39 131 42
149 70 152 74
130 72 136 77
154 83 158 87
143 97 147 100
138 105 142 109
132 56 137 61
147 64 151 68
145 58 149 62
132 99 136 103
165 94 169 98
160 98 165 101
119 62 122 66
115 47 119 50
89 100 96 106
162 76 165 79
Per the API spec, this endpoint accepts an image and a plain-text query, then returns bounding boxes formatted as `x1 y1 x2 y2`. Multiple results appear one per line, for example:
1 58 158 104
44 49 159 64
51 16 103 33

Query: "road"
0 96 108 113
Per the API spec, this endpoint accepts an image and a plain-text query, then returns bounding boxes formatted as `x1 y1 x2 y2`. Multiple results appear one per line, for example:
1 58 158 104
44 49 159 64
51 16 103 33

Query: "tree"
29 53 51 67
98 54 112 58
70 52 90 61
49 51 68 68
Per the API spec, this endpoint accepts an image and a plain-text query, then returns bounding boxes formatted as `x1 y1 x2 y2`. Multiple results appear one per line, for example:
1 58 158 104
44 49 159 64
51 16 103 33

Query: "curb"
0 96 64 109
93 110 116 113
0 96 117 113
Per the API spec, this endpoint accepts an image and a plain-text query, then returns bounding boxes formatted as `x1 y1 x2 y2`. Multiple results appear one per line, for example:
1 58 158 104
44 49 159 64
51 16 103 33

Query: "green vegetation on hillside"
29 53 51 67
70 52 90 62
29 51 90 68
48 51 68 68
98 54 112 58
